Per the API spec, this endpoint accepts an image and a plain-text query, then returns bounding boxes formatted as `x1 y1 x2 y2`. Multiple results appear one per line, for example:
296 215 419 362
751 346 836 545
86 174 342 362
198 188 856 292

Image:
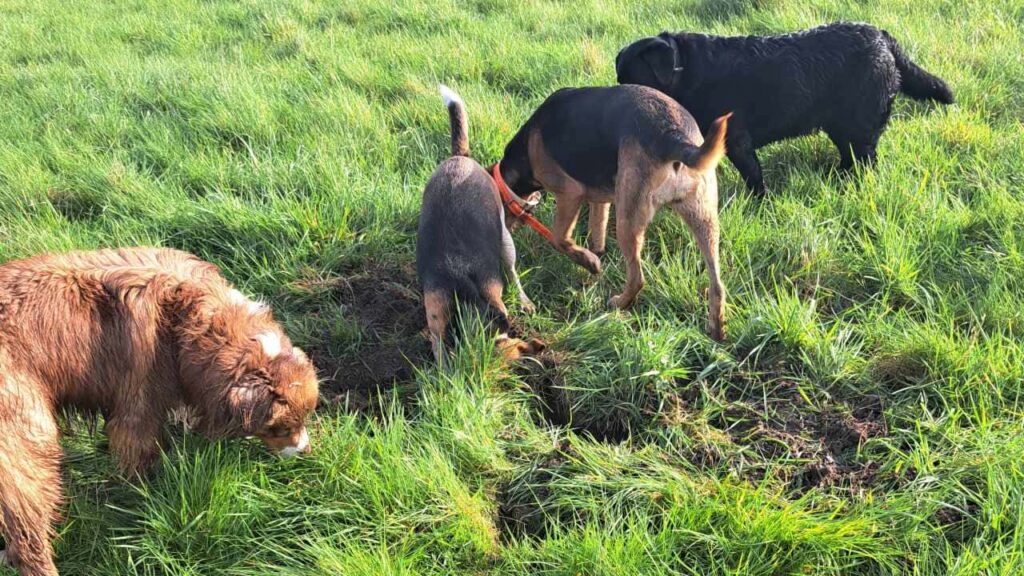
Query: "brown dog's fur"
0 247 318 576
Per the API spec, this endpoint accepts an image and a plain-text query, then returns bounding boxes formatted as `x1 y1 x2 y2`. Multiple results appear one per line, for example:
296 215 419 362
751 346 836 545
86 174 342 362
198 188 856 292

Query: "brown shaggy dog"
0 247 319 576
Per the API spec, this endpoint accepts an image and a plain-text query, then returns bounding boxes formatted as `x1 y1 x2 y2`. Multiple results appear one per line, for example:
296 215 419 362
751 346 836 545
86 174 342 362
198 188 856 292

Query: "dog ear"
515 337 546 357
643 34 681 88
225 377 276 434
525 337 546 354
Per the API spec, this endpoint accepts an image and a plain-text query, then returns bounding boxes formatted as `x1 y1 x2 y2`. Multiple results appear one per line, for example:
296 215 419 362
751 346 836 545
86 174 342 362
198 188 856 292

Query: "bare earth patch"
520 351 894 496
299 263 430 413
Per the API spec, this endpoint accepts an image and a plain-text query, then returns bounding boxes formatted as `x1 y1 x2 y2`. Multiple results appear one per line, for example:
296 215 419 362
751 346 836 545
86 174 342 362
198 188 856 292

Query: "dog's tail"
883 31 954 104
439 84 470 157
678 113 731 173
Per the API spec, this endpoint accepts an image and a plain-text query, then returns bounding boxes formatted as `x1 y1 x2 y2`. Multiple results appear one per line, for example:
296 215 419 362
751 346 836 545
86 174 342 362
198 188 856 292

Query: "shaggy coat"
0 247 318 576
615 22 954 193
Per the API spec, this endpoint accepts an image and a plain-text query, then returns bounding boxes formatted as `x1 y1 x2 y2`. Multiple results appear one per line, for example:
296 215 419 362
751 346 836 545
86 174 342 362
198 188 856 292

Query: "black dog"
616 22 954 194
416 86 543 361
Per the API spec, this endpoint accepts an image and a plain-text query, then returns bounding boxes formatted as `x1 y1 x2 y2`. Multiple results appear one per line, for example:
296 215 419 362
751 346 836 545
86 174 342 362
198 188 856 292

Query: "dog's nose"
276 427 311 458
296 427 310 451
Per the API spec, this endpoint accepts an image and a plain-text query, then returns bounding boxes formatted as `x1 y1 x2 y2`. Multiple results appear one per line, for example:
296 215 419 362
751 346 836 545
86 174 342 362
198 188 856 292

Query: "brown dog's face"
217 328 320 457
252 334 319 456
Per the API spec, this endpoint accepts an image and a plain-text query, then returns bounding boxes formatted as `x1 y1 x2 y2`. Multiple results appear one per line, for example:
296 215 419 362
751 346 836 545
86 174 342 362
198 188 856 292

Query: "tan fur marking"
423 290 451 362
479 280 508 318
587 202 611 254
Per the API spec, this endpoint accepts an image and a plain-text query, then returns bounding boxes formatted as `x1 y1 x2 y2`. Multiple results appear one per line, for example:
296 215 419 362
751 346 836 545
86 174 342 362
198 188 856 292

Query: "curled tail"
883 31 954 104
680 112 731 173
439 84 470 157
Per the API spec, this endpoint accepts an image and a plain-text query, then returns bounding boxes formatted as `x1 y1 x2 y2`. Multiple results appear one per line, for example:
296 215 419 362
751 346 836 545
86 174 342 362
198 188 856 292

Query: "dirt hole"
717 391 890 494
298 263 430 414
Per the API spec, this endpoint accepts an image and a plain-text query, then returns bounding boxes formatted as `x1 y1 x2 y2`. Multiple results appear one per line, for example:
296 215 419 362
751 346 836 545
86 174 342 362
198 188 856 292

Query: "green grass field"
2 0 1024 574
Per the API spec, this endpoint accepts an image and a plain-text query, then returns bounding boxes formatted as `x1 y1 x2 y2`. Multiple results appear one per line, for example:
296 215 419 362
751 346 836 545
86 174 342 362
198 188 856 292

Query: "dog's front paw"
520 294 536 314
607 294 632 309
569 249 602 275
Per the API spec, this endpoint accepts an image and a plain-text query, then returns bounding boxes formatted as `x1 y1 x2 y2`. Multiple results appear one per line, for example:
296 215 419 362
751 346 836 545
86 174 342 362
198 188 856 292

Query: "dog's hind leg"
829 97 890 171
587 202 611 256
607 149 661 310
608 199 655 310
0 369 62 576
498 200 535 314
829 134 856 171
479 281 539 361
424 290 451 362
478 280 511 330
849 132 882 168
830 132 881 171
672 182 726 342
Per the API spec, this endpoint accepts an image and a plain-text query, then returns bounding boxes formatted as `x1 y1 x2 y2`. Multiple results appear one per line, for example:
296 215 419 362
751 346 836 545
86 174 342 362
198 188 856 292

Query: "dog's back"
416 88 505 324
0 247 223 405
501 85 726 192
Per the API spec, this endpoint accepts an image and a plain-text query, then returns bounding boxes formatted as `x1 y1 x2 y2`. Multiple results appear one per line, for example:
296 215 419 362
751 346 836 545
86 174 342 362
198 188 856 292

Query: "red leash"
489 162 557 246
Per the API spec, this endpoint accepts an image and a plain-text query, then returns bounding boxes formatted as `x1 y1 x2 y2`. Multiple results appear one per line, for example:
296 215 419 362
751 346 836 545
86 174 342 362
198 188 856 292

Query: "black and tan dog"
416 85 543 360
616 22 954 194
495 85 730 340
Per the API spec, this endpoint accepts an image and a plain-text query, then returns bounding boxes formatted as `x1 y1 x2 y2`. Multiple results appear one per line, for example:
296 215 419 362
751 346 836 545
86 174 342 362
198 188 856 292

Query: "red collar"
489 162 556 245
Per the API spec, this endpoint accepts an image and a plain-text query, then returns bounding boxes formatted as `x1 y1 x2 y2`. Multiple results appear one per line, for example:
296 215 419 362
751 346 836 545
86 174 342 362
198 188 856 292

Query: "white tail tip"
439 84 463 108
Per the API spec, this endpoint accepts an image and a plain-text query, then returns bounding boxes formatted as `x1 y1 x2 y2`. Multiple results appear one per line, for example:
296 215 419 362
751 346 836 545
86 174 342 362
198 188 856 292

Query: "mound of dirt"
334 267 426 341
718 391 888 494
300 263 431 413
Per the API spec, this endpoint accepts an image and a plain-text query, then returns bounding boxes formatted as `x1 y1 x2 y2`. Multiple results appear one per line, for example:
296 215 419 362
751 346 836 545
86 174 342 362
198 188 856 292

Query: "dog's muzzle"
278 427 310 458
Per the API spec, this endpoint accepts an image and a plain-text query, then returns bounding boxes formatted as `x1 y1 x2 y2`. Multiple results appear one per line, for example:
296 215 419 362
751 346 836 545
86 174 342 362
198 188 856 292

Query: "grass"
2 0 1024 573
